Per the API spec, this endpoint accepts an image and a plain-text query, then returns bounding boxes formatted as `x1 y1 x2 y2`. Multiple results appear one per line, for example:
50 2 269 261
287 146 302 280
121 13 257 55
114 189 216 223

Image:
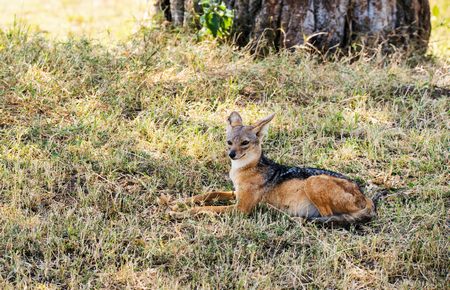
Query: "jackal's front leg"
189 191 262 215
179 191 235 205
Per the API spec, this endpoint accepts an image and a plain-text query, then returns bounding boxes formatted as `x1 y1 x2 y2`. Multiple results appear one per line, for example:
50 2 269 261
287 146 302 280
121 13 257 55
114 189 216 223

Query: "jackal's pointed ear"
227 111 243 128
252 113 275 139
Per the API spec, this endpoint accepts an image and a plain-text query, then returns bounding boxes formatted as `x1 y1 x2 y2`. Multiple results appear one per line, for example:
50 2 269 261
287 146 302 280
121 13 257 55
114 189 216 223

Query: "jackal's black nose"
228 151 236 159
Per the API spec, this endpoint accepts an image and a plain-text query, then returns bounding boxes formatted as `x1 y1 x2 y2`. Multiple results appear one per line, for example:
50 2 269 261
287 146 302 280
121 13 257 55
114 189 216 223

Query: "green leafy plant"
198 0 234 39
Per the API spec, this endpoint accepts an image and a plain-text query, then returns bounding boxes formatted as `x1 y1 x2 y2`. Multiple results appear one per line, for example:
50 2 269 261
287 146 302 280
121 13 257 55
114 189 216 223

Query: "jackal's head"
226 111 274 167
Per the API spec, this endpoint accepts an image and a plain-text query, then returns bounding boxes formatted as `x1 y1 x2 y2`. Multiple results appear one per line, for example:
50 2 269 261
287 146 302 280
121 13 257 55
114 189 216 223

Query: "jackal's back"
257 155 351 189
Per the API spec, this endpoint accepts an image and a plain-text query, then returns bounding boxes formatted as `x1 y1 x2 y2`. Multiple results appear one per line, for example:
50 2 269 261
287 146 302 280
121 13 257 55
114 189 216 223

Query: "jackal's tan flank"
177 112 376 224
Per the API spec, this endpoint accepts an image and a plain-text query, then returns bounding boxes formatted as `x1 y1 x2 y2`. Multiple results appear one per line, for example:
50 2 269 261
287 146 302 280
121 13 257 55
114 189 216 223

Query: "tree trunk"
154 0 431 53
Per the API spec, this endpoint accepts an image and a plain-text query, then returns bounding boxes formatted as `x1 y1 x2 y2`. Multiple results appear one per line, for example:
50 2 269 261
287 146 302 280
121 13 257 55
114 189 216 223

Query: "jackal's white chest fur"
229 153 257 191
229 166 241 191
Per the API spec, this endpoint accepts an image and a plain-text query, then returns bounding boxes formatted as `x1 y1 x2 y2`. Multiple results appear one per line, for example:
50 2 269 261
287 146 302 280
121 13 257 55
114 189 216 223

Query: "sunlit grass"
1 24 449 287
429 0 450 58
0 1 449 288
0 0 448 57
0 0 148 42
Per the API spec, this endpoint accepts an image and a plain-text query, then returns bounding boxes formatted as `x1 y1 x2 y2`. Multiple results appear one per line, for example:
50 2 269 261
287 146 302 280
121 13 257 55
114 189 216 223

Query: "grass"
0 0 448 57
429 0 450 58
0 0 148 41
1 1 449 289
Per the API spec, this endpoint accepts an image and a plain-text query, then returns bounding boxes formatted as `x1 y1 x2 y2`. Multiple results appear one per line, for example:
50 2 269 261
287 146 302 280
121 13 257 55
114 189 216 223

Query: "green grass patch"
1 20 449 289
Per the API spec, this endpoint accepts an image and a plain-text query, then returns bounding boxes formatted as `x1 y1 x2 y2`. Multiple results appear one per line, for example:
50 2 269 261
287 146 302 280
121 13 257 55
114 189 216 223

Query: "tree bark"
154 0 431 53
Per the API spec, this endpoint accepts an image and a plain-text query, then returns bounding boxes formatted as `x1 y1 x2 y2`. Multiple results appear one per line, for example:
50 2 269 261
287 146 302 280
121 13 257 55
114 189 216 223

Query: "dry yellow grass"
0 0 148 41
0 1 449 289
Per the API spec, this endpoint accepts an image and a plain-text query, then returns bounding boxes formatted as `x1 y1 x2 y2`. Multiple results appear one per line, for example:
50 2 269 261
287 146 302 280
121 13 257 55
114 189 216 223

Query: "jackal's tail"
371 188 389 212
310 190 388 225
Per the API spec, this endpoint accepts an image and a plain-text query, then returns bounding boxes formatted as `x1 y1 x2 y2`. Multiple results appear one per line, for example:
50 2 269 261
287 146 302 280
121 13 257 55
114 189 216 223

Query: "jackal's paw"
167 199 191 211
157 194 190 210
157 193 173 207
189 208 218 217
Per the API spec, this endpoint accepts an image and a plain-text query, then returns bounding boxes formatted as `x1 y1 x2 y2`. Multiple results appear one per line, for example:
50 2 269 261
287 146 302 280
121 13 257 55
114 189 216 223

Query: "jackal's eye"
241 140 249 146
227 141 232 146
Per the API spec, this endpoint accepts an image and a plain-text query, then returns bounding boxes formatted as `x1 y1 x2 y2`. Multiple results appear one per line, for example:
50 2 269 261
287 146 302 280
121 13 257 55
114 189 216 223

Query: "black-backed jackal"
174 112 377 224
